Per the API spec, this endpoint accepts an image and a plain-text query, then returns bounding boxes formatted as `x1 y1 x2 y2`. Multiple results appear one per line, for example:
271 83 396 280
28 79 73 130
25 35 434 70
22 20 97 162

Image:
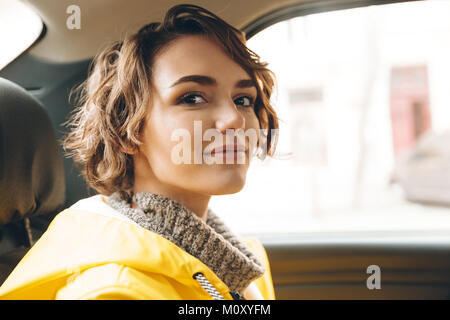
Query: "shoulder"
55 263 165 299
67 194 138 226
242 237 276 300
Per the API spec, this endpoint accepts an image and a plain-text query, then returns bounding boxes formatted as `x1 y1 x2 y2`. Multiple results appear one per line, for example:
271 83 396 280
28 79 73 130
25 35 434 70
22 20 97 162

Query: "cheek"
244 111 261 150
143 108 206 170
144 113 187 158
245 110 260 131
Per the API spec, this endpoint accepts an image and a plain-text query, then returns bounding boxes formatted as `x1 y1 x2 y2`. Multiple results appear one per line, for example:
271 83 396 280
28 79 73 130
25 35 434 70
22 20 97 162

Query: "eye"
234 96 254 107
177 93 206 106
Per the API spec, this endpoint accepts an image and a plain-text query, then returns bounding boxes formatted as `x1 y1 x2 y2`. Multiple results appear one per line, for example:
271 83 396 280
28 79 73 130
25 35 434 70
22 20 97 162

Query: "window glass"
210 0 450 235
0 0 42 70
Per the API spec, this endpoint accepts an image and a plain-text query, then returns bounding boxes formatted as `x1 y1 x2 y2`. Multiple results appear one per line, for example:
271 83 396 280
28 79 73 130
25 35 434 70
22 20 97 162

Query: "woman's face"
132 35 260 196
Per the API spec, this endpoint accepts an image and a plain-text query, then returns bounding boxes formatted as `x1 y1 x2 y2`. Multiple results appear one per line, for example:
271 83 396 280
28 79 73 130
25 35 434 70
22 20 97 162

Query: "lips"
206 144 246 156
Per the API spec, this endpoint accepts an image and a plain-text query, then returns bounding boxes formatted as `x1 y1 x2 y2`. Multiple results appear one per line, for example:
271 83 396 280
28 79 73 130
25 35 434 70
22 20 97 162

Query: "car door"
209 0 450 299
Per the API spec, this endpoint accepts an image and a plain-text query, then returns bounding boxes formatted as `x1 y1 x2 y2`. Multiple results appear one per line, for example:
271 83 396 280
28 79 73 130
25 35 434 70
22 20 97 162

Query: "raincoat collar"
107 191 265 294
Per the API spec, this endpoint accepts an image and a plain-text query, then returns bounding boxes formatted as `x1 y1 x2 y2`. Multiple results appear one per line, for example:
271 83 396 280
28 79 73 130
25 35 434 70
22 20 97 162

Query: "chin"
207 175 247 195
190 165 249 195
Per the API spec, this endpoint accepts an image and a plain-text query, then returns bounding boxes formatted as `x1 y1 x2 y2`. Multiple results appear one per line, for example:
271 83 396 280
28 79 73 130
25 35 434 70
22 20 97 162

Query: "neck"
132 152 211 221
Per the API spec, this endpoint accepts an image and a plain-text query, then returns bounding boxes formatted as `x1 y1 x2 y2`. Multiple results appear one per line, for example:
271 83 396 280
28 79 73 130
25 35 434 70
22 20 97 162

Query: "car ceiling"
25 0 310 63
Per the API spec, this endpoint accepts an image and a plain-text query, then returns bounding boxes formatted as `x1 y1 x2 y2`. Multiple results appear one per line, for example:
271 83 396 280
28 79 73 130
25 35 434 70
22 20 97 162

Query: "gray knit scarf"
106 191 265 296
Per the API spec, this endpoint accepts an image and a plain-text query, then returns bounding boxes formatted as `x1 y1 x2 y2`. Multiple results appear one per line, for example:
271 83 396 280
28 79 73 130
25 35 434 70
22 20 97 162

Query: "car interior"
1 0 450 299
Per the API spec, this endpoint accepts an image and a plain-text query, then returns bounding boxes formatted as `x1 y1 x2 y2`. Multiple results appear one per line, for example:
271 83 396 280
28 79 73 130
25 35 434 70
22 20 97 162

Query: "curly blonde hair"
63 4 279 195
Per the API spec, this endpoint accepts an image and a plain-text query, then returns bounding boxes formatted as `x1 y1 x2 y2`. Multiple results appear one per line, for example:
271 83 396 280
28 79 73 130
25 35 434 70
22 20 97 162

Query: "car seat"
0 77 65 285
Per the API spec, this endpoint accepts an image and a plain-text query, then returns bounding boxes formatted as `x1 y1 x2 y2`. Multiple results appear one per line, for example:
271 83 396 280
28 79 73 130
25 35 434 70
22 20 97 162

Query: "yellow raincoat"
0 195 275 300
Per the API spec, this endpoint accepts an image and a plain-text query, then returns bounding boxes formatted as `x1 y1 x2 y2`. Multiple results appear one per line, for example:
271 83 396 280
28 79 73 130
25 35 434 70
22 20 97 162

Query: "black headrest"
0 78 65 226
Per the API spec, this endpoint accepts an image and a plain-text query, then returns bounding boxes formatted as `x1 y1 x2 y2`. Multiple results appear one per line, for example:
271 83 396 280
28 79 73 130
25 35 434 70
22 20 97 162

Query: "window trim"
0 5 46 71
242 0 420 39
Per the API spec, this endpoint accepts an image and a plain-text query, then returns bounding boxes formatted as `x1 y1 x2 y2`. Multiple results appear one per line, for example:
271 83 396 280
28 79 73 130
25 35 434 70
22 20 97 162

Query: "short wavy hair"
63 4 279 195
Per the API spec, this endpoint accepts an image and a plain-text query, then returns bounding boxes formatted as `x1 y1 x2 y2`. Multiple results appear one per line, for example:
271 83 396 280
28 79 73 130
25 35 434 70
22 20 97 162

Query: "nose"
214 98 245 134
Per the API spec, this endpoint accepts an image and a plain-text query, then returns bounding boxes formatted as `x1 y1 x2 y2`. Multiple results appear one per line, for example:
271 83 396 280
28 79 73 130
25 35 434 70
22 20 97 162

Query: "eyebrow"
170 75 256 89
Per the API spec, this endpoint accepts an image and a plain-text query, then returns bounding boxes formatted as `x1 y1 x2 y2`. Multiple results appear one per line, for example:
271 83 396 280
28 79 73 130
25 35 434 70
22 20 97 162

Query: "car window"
0 0 42 70
209 0 450 236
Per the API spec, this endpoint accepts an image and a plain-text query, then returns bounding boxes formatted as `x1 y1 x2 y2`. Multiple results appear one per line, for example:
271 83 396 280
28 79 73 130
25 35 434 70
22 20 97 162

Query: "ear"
117 139 138 155
120 146 137 155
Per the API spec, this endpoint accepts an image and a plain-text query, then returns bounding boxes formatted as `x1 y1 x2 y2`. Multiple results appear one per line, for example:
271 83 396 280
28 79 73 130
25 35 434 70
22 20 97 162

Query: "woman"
0 4 278 300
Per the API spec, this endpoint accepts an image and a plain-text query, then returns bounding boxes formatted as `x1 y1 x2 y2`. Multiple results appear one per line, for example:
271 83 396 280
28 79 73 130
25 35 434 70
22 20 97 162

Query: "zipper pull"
229 291 242 300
